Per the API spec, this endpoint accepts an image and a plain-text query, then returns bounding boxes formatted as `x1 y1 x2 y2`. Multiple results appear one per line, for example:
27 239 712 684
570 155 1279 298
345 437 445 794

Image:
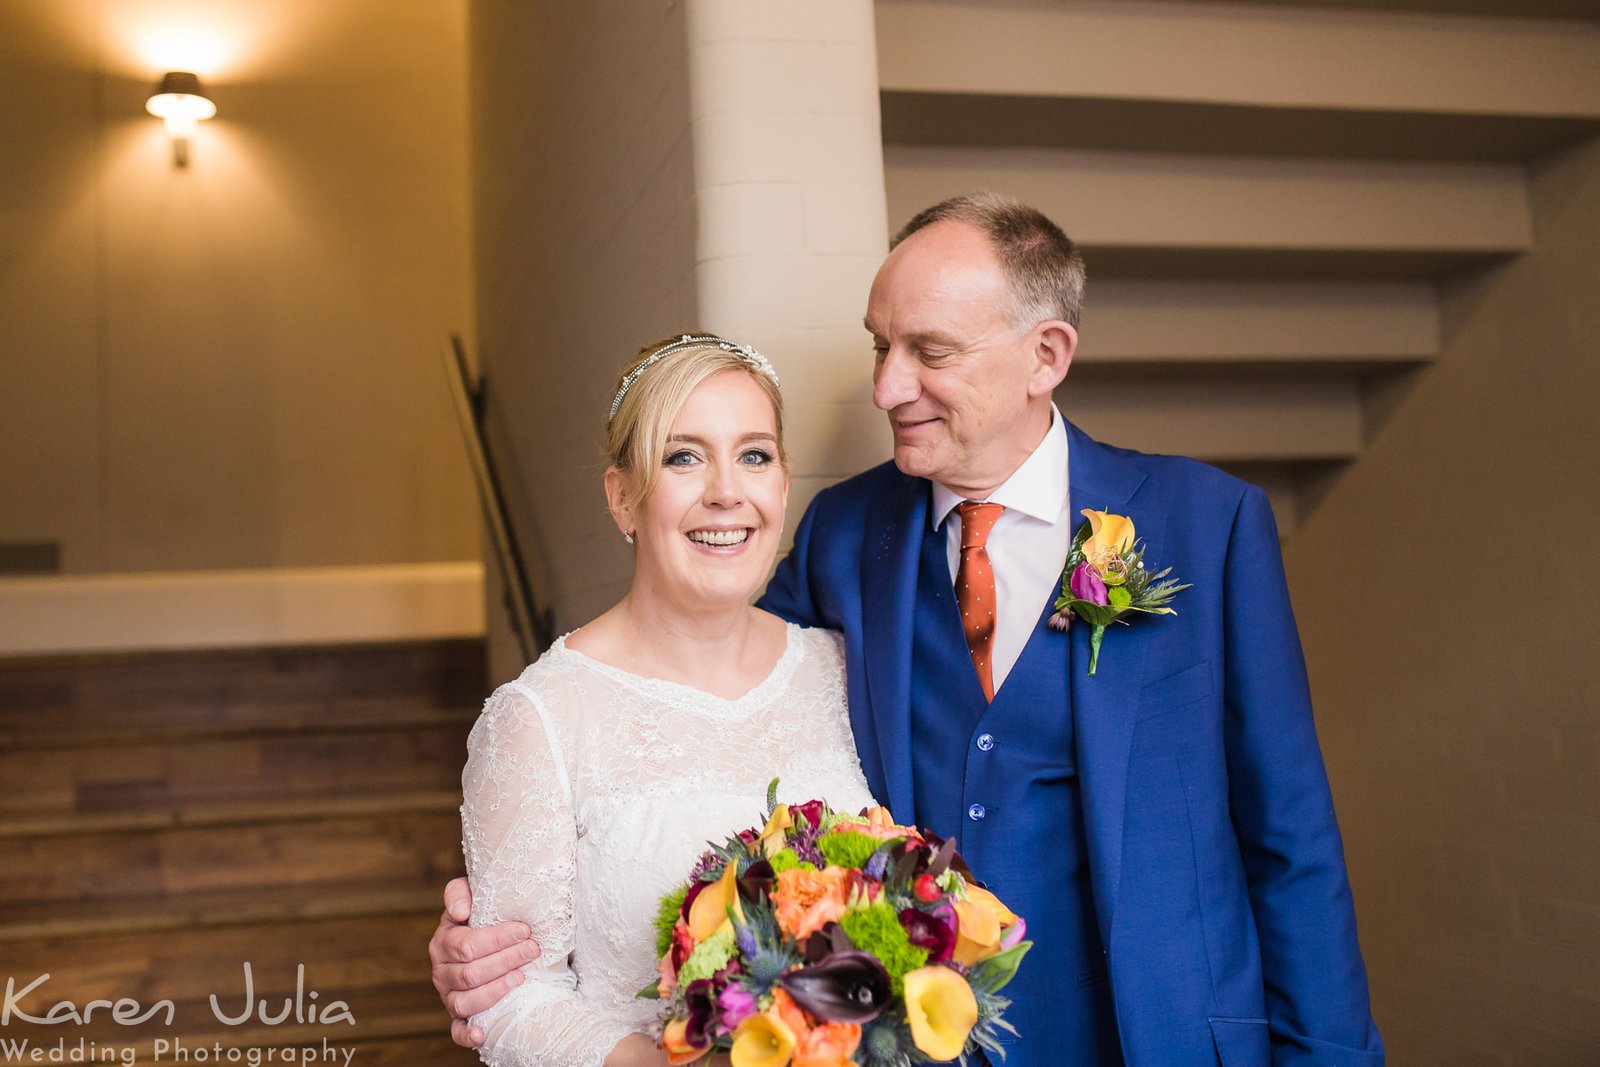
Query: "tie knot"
957 501 1004 550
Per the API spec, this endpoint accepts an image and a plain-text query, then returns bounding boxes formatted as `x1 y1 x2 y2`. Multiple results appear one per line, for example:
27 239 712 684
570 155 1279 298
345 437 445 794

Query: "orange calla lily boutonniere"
1049 509 1190 676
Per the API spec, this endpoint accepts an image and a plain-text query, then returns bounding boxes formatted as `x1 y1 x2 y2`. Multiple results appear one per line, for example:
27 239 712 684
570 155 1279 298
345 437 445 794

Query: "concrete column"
684 0 891 528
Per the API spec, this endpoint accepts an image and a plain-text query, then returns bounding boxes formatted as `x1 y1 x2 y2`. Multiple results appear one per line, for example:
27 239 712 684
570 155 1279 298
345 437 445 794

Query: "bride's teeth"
688 529 749 546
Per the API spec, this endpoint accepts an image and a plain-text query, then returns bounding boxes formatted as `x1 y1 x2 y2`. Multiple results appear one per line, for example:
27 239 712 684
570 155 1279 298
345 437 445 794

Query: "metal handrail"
442 333 553 664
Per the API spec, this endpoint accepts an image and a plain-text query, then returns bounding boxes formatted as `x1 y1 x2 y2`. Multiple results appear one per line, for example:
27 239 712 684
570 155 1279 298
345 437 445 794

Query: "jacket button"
976 733 995 751
967 803 986 821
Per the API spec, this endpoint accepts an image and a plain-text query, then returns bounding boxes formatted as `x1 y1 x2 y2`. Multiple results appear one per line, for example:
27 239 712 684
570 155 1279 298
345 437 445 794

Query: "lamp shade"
146 71 216 123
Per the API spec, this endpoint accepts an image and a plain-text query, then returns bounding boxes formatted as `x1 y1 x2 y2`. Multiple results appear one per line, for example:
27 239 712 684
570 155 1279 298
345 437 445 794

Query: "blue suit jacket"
759 422 1383 1067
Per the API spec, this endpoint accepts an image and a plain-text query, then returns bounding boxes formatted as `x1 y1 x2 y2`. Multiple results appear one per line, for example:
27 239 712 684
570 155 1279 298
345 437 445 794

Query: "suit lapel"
1065 422 1156 936
861 474 926 821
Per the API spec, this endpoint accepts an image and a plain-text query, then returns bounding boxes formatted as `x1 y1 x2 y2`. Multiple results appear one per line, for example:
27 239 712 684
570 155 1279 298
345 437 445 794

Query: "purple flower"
778 951 893 1023
683 979 719 1047
1070 562 1108 606
716 983 758 1034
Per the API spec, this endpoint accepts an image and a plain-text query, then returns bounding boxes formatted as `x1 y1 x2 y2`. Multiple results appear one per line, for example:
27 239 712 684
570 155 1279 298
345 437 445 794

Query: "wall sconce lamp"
146 71 216 168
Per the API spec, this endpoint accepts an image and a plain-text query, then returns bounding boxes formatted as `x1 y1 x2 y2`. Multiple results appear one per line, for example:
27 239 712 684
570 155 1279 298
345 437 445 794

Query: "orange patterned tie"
955 501 1006 701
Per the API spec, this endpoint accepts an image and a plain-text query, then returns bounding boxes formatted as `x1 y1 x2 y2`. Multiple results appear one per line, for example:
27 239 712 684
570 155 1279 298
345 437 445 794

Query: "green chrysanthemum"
677 926 737 986
818 830 883 870
653 883 689 958
838 902 928 994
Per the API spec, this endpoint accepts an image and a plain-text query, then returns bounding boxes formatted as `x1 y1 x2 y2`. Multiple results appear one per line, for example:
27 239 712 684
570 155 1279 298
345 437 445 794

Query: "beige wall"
1286 138 1600 1060
468 1 700 655
470 0 889 660
0 0 477 576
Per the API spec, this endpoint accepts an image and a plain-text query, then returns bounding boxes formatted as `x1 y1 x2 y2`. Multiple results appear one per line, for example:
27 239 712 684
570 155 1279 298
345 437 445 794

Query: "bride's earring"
623 531 635 544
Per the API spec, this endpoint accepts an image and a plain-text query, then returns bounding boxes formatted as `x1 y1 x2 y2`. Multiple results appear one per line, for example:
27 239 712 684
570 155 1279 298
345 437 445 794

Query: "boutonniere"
1048 509 1190 676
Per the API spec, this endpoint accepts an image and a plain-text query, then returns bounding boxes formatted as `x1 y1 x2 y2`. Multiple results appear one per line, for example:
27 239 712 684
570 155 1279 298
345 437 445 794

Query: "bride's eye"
739 448 775 467
663 449 699 468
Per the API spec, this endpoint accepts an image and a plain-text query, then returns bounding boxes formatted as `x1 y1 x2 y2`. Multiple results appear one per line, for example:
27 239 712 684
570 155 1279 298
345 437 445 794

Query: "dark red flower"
900 903 957 963
914 874 943 903
792 799 827 829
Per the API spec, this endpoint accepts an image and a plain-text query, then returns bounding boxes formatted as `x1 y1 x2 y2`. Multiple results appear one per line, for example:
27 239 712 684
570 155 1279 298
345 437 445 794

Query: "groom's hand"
430 876 540 1048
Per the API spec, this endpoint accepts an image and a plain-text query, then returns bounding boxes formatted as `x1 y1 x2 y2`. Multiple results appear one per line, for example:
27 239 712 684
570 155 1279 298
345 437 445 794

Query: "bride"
459 335 876 1066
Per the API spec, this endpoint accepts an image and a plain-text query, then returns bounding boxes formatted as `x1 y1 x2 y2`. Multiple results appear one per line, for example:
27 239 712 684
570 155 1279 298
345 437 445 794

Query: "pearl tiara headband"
607 334 781 426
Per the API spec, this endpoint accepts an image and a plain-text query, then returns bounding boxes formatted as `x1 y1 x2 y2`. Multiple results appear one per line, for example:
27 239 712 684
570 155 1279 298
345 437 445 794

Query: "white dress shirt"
930 406 1071 694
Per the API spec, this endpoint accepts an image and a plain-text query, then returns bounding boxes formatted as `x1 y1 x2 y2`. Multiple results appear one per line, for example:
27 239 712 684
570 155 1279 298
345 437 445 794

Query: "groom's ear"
1028 321 1076 398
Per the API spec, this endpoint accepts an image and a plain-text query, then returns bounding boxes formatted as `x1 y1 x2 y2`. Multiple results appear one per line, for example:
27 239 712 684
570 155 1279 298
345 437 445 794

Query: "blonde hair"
605 335 785 505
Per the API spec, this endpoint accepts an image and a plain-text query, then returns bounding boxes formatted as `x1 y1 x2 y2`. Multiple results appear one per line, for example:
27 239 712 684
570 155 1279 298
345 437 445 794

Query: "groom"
430 193 1383 1066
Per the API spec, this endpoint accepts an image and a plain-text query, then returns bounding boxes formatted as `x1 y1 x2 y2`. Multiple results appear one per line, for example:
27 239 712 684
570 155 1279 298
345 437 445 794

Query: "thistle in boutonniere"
1048 509 1190 676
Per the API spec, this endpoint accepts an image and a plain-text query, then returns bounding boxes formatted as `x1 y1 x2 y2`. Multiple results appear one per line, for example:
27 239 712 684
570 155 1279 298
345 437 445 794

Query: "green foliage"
968 941 1032 995
678 925 737 986
818 831 884 870
653 883 689 959
838 903 928 995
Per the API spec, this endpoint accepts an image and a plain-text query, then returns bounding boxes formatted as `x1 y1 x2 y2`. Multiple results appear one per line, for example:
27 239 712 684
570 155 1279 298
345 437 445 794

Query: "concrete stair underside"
873 0 1600 531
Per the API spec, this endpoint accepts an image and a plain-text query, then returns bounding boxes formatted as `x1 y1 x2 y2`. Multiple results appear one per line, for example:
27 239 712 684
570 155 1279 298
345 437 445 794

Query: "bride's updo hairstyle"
604 334 785 505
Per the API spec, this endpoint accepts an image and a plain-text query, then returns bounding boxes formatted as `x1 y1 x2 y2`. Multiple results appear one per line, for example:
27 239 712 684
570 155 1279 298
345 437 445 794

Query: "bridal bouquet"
643 782 1031 1066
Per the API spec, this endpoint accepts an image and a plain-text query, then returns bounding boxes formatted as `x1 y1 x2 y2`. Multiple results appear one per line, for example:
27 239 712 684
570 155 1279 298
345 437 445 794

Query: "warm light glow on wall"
125 17 236 78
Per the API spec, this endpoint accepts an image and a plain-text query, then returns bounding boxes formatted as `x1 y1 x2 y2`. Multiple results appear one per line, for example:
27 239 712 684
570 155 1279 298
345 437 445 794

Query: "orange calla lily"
952 885 1018 966
730 1008 797 1067
1081 509 1135 564
663 1017 710 1065
903 966 978 1061
757 803 794 857
687 861 742 942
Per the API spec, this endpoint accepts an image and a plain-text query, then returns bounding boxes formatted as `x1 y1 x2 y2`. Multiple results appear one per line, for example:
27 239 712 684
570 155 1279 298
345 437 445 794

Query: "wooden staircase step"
3 811 462 909
0 788 461 839
0 881 445 940
1 722 471 818
0 981 459 1062
0 639 486 717
0 698 477 752
2 913 444 1005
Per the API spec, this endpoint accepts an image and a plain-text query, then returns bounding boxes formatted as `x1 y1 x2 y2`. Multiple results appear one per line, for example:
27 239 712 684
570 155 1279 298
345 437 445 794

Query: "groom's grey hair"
892 191 1086 330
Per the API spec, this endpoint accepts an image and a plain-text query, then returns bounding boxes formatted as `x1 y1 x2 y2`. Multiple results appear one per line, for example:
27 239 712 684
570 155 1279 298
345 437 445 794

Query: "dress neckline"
549 622 803 711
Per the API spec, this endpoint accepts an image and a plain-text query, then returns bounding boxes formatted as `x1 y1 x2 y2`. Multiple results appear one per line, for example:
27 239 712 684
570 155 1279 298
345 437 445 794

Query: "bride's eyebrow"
665 432 779 445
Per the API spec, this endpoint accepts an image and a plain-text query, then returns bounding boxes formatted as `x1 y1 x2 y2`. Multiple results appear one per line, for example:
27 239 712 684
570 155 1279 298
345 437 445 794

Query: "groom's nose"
873 347 920 411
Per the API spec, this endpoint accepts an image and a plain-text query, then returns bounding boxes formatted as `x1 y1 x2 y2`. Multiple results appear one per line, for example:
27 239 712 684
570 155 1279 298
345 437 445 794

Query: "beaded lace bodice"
462 623 876 1067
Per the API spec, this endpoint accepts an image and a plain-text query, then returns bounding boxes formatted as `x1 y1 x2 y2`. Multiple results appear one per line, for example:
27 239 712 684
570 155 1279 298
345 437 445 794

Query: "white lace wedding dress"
461 623 877 1067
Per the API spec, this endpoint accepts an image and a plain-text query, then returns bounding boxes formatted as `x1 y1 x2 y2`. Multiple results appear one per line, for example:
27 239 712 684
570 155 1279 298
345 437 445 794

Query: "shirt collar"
930 405 1070 529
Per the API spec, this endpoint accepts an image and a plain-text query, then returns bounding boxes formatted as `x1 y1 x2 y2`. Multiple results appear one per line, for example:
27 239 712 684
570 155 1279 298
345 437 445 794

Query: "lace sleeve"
460 679 642 1067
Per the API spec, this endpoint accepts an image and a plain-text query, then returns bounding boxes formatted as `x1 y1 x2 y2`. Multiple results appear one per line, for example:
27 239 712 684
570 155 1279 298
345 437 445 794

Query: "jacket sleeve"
1221 485 1384 1067
759 489 826 627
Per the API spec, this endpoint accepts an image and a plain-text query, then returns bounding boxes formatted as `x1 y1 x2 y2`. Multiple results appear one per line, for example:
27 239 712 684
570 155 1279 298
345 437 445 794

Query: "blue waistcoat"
908 522 1122 1067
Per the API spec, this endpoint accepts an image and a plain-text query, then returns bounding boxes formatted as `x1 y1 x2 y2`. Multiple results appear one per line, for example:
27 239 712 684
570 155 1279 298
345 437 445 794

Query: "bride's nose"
702 461 745 508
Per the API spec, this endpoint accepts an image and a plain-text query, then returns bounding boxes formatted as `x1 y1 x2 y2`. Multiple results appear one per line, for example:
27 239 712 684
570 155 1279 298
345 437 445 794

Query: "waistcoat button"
976 733 995 751
967 803 987 821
